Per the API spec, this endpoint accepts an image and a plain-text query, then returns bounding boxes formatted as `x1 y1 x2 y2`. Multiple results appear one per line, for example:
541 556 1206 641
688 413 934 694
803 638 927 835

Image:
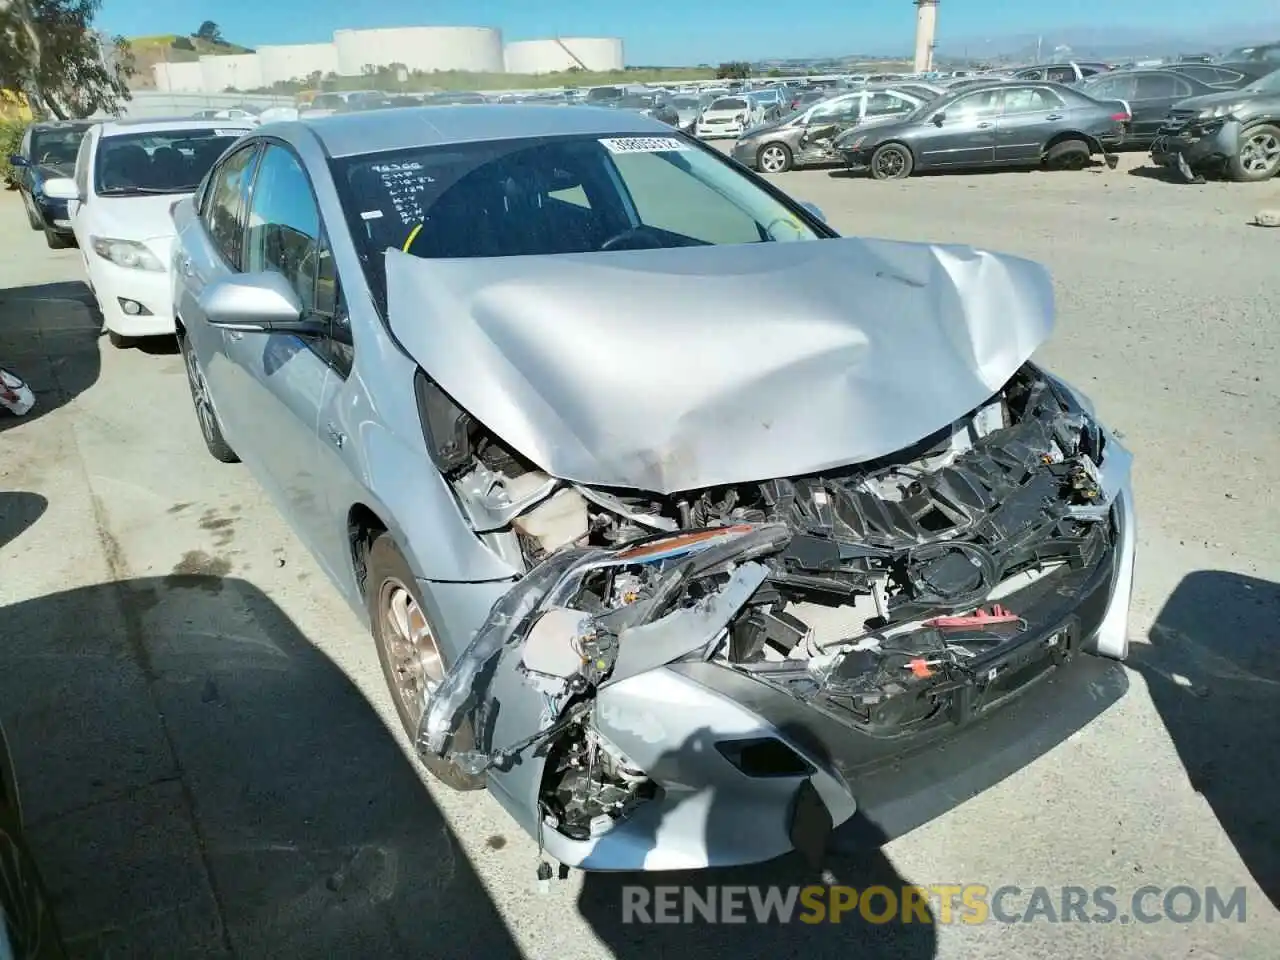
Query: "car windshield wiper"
98 185 193 196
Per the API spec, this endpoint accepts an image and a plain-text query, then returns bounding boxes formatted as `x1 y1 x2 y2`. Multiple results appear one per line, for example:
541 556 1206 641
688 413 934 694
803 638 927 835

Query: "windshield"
1244 67 1280 92
94 129 248 195
333 133 822 301
587 87 623 101
618 94 657 108
672 98 700 109
30 127 89 167
709 98 748 111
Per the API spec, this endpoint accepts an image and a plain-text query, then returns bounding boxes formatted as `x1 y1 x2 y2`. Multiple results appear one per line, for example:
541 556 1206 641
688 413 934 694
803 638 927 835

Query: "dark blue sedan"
7 120 94 249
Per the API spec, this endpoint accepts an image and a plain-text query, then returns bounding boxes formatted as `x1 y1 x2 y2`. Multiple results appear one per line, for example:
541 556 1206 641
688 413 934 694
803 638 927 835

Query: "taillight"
1110 112 1131 122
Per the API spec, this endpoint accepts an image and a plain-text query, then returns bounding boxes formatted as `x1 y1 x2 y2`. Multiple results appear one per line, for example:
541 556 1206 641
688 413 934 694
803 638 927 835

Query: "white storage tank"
258 43 340 86
199 54 264 92
333 26 504 76
504 37 625 74
151 61 206 93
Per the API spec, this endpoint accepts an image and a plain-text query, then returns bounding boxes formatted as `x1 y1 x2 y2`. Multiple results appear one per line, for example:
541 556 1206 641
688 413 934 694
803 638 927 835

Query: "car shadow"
0 491 47 550
577 726 938 957
0 575 523 958
118 333 180 356
0 280 101 435
1130 571 1280 910
1127 165 1180 182
826 158 1108 181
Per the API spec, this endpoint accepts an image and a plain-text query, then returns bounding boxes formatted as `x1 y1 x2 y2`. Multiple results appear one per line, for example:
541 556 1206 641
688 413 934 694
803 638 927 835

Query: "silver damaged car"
170 105 1137 873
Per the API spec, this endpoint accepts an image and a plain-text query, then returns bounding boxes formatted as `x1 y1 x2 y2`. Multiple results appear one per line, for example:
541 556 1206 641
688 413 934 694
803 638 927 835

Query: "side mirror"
8 154 27 168
931 112 946 126
42 177 79 200
799 200 827 224
197 271 323 336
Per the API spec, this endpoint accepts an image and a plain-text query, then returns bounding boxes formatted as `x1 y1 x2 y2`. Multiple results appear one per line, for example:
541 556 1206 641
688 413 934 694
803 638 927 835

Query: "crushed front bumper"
1151 117 1240 172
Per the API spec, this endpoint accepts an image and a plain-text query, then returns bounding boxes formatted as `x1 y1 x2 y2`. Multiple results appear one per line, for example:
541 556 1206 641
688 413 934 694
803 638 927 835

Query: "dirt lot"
1 151 1278 959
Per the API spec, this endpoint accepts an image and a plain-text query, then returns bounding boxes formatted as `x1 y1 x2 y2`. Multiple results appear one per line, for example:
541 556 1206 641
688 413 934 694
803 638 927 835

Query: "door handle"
180 257 194 277
1045 114 1064 121
325 422 346 448
227 330 244 341
977 122 994 128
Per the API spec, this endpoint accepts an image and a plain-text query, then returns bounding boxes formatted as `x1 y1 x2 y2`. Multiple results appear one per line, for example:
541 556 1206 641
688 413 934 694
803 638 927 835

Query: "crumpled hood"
384 237 1055 494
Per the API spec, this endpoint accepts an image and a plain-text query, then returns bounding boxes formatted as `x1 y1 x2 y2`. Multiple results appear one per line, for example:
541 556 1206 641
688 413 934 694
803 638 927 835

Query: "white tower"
913 0 939 73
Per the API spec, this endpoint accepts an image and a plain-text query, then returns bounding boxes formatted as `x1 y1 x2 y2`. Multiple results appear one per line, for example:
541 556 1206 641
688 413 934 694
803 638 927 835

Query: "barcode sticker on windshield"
214 129 250 137
599 136 688 153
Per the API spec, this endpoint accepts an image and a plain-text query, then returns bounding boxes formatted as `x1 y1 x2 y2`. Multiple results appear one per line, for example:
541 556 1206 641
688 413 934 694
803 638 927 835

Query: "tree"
195 20 222 44
0 0 133 119
716 61 751 80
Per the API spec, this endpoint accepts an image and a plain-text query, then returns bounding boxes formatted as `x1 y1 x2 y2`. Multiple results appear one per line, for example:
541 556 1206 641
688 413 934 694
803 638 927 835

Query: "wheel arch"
1044 130 1100 154
347 502 389 596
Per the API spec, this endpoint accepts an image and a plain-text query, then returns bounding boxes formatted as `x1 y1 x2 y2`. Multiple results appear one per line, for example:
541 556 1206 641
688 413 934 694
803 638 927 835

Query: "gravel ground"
1 150 1277 959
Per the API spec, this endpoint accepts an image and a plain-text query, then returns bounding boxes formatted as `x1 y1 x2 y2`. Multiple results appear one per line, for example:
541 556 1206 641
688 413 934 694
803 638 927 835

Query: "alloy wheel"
1241 131 1280 175
378 578 444 727
759 145 788 173
875 148 907 178
183 342 217 443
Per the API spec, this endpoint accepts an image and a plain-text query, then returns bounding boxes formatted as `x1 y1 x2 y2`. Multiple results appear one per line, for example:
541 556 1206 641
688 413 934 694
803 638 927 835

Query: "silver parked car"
171 106 1137 872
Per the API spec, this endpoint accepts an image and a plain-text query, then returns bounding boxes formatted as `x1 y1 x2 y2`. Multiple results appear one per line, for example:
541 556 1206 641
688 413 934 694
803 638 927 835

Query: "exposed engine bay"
417 363 1124 842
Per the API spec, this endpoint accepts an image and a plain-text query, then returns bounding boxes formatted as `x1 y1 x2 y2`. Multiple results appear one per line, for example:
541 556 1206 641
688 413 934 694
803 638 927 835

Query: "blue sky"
97 0 1280 65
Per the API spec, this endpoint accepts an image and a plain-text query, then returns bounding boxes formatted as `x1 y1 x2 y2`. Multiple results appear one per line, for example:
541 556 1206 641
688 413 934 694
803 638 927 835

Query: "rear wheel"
869 142 913 180
365 534 486 791
757 142 793 173
180 330 239 463
1229 124 1280 182
1045 138 1091 171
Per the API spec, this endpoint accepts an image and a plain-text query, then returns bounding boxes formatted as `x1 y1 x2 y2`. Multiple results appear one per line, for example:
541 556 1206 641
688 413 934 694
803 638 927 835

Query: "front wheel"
757 142 793 173
180 330 239 463
869 142 914 181
365 534 487 791
23 193 42 231
1228 124 1280 182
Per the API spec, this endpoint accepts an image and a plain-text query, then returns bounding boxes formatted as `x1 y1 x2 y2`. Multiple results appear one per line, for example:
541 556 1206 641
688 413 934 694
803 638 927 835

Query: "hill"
127 34 255 89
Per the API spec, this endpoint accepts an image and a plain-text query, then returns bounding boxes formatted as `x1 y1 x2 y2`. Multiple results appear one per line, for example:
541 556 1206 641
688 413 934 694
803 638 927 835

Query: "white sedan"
695 96 766 139
43 118 251 346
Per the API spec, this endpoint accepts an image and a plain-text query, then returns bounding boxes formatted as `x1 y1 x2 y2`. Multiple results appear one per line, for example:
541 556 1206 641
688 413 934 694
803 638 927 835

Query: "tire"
365 534 487 791
1045 138 1091 171
757 142 793 173
1228 124 1280 182
179 330 239 463
869 142 914 181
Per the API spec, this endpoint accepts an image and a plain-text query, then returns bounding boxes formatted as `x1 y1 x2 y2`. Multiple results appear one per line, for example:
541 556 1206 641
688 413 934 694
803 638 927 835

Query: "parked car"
1216 41 1280 64
1 718 67 958
169 104 1136 872
1151 65 1280 181
7 119 94 249
191 107 260 124
1078 69 1227 144
732 86 936 173
668 94 707 132
695 95 766 139
787 88 828 112
1014 62 1111 83
41 118 252 347
835 81 1130 180
612 93 680 127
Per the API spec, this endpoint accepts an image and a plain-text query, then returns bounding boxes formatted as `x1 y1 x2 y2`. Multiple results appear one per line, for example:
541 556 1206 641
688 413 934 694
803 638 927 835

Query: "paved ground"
1 150 1278 960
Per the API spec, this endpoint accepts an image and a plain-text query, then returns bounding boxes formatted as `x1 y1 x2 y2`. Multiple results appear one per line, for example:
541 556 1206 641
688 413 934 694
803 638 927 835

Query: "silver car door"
180 142 263 466
231 142 340 568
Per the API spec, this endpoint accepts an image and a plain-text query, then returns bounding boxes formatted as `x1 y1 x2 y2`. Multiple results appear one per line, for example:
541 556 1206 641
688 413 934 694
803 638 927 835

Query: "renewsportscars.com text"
621 884 1249 925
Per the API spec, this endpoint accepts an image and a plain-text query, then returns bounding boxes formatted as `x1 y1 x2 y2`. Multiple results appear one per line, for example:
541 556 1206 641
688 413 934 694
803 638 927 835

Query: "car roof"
29 119 96 131
274 105 669 159
97 117 254 137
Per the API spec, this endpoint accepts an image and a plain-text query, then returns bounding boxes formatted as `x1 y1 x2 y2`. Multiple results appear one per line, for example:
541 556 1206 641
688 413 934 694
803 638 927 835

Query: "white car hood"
384 237 1056 495
92 194 185 244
